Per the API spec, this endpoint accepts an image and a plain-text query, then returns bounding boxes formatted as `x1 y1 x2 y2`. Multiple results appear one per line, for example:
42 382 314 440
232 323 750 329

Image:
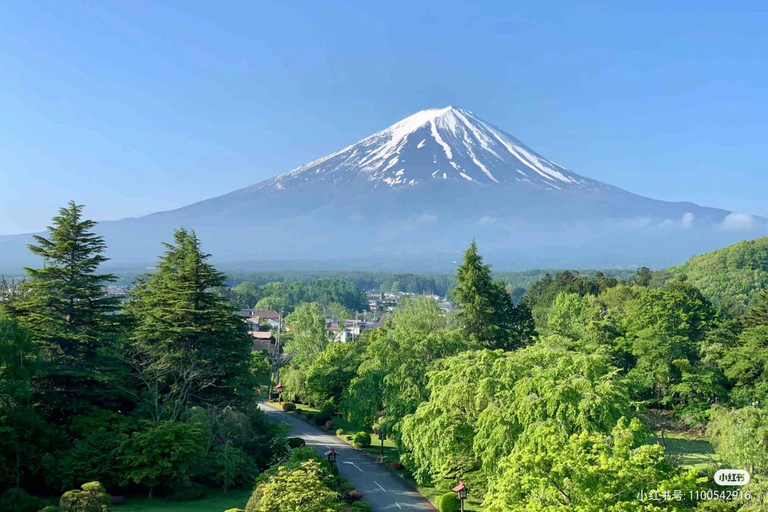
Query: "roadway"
259 403 436 511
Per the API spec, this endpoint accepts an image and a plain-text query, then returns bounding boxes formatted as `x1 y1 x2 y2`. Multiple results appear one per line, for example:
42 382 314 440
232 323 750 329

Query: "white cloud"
479 216 496 225
720 213 755 231
416 213 438 223
682 212 695 227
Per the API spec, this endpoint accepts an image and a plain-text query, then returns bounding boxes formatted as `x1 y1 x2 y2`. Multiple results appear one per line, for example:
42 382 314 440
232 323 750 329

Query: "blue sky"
0 1 766 234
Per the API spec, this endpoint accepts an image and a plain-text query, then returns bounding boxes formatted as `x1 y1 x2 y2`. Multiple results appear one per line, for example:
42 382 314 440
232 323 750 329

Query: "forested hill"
661 236 768 314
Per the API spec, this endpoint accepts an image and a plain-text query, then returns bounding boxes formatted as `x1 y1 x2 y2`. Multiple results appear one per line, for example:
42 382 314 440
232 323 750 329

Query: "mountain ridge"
0 106 764 270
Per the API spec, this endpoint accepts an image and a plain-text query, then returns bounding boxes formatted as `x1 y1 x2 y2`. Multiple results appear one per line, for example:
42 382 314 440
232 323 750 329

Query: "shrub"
343 489 364 503
305 413 314 420
295 409 303 415
336 428 345 436
353 432 371 448
438 491 460 512
282 402 296 412
314 413 332 426
346 435 354 441
0 488 43 512
339 481 355 493
287 437 306 449
223 509 245 512
59 481 111 512
351 502 373 512
391 461 403 470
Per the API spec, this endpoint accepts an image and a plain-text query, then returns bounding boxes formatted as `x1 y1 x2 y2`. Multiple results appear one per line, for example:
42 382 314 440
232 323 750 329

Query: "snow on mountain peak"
256 107 607 192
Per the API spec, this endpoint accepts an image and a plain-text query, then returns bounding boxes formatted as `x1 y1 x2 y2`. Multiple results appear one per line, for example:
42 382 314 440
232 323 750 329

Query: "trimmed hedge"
336 428 345 436
342 490 364 504
351 501 373 512
282 402 296 412
438 491 460 512
353 432 371 448
287 437 306 449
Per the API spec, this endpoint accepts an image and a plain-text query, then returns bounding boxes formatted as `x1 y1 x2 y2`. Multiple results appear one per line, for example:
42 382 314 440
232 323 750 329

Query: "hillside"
665 236 768 313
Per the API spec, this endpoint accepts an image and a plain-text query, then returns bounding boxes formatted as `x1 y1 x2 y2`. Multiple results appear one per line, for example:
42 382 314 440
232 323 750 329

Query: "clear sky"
0 1 766 234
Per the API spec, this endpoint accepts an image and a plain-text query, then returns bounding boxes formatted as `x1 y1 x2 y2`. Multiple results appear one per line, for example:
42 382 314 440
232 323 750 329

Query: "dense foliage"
0 203 286 503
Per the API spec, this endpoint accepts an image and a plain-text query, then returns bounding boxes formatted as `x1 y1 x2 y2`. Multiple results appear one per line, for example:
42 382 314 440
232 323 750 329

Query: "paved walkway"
259 404 436 511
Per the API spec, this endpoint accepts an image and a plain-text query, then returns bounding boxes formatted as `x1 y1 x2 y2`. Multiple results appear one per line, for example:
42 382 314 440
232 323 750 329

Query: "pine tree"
9 201 124 417
126 228 253 424
744 289 768 328
453 240 534 350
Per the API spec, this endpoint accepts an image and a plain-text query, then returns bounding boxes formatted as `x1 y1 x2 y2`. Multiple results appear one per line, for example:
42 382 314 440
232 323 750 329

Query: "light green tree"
255 460 342 512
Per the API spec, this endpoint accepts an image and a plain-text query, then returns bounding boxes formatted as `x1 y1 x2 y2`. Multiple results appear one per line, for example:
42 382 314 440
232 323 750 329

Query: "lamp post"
375 428 385 456
452 481 468 512
274 382 283 403
325 447 338 466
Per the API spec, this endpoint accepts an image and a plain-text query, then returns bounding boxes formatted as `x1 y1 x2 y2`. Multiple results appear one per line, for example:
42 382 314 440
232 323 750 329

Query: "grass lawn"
117 489 250 512
644 431 717 472
267 401 486 510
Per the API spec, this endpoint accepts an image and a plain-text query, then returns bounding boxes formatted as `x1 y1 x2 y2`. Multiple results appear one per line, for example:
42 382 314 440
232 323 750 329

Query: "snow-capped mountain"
252 106 604 191
0 106 763 271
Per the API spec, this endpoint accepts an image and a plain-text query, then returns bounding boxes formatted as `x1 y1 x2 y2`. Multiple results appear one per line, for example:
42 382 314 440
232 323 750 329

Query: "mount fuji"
0 107 764 270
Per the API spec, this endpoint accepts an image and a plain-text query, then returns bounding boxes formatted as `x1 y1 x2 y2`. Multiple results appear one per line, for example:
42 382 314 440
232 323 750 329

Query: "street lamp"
375 428 385 456
325 447 338 465
452 481 468 512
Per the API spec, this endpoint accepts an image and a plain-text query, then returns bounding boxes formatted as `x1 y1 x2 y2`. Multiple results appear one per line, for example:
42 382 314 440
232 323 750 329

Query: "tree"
125 228 254 425
254 460 342 512
484 418 699 512
340 297 470 432
121 421 207 498
0 315 52 491
718 326 768 407
399 338 630 484
284 303 328 368
8 201 124 416
744 289 768 328
453 240 533 350
546 292 597 340
707 406 768 511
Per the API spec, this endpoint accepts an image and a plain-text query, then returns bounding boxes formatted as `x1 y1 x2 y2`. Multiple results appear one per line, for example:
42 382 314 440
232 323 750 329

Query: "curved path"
259 404 435 511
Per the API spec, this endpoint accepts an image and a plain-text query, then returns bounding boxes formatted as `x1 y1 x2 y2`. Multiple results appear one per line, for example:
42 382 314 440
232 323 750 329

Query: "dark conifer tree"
8 201 124 418
126 228 254 424
454 240 534 350
744 289 768 328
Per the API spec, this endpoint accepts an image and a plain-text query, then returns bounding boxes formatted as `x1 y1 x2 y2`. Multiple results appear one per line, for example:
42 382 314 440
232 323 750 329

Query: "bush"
0 488 43 512
391 461 403 470
339 481 355 493
223 509 245 512
295 409 303 415
59 481 111 512
305 413 314 420
314 413 332 426
438 491 460 512
346 435 354 441
353 432 371 448
351 502 373 512
287 437 306 449
282 402 296 412
336 428 345 436
343 490 364 503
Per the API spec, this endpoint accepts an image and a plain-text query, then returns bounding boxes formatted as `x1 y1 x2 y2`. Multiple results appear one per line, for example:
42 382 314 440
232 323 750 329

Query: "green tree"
744 289 768 328
254 460 342 512
122 421 207 498
125 228 254 424
484 418 699 512
284 303 328 368
8 201 124 415
453 240 534 350
719 326 768 406
707 406 768 511
399 338 630 484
